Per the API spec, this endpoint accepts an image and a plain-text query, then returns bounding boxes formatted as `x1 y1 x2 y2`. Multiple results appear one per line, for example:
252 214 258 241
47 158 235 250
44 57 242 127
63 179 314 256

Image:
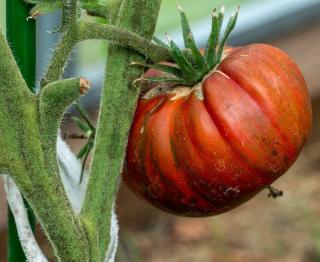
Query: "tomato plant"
1 1 313 261
124 10 312 216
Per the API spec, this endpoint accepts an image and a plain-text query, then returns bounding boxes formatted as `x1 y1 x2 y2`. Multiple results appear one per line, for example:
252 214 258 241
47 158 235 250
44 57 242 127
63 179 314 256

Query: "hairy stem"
80 0 162 260
12 166 90 262
41 28 78 87
43 10 173 89
6 1 36 260
39 77 90 174
78 21 171 62
81 1 109 18
0 31 90 262
62 0 78 28
43 20 171 88
41 0 81 87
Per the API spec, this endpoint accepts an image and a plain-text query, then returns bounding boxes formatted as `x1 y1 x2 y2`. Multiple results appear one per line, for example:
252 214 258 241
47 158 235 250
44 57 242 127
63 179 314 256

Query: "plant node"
79 77 91 94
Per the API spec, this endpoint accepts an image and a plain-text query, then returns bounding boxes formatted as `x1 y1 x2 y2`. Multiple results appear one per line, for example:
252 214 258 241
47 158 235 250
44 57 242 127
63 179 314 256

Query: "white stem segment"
105 204 119 262
3 175 48 262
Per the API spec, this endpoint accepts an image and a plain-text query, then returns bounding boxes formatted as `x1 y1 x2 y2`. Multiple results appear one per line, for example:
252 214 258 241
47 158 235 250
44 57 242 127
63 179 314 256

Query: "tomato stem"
6 1 36 261
77 21 172 63
42 20 172 87
79 0 162 259
141 6 240 87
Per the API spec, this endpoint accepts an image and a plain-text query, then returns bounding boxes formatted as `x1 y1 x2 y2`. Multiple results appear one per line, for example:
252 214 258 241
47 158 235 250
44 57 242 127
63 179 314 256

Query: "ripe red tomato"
123 44 312 216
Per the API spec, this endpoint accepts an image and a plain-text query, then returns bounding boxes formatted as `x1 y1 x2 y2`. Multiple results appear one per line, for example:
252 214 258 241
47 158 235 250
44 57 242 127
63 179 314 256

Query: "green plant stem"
81 1 109 18
80 0 162 260
62 0 78 28
104 0 122 23
3 1 164 261
6 1 36 261
43 20 171 87
39 77 91 172
78 21 172 63
0 29 90 262
41 28 78 87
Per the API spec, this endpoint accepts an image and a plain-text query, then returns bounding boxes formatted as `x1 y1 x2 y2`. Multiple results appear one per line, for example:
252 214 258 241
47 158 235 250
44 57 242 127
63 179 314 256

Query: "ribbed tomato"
123 44 312 216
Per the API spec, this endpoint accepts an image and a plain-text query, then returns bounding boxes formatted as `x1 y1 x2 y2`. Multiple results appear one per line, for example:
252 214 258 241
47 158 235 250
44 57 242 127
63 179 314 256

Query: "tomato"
123 44 312 216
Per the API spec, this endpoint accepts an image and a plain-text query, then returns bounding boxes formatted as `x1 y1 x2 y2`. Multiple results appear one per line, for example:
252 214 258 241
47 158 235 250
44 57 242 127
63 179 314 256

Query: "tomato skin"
123 44 312 216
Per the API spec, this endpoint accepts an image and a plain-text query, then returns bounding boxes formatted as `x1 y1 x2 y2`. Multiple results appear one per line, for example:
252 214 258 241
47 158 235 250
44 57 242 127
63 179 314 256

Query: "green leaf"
153 36 170 48
78 138 94 184
205 6 224 67
72 116 91 133
79 147 90 184
166 34 201 84
75 103 96 132
133 6 239 88
186 33 208 72
77 141 91 159
177 5 207 72
216 7 239 64
131 62 183 78
177 5 193 50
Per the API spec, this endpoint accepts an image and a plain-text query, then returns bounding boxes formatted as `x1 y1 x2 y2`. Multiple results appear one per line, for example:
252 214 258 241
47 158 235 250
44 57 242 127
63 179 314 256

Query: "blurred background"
1 0 320 261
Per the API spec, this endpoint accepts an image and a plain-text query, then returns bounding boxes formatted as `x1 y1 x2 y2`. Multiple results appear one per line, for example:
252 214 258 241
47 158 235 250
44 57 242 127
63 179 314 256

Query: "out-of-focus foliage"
23 0 62 18
23 0 107 18
157 0 251 33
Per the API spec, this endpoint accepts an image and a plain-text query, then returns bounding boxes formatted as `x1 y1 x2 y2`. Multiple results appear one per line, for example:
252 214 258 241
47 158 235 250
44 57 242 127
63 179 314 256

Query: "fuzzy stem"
43 20 171 87
0 32 34 174
5 1 36 260
62 0 78 28
41 29 78 87
39 77 90 171
81 1 109 18
106 0 122 23
11 162 90 262
77 21 171 62
0 30 90 262
80 0 162 260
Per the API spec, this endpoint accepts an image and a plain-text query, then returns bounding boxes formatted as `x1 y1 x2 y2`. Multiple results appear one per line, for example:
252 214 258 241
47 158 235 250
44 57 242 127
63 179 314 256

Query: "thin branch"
41 30 78 87
39 77 91 172
77 21 172 63
42 19 172 88
62 0 78 28
81 1 109 18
